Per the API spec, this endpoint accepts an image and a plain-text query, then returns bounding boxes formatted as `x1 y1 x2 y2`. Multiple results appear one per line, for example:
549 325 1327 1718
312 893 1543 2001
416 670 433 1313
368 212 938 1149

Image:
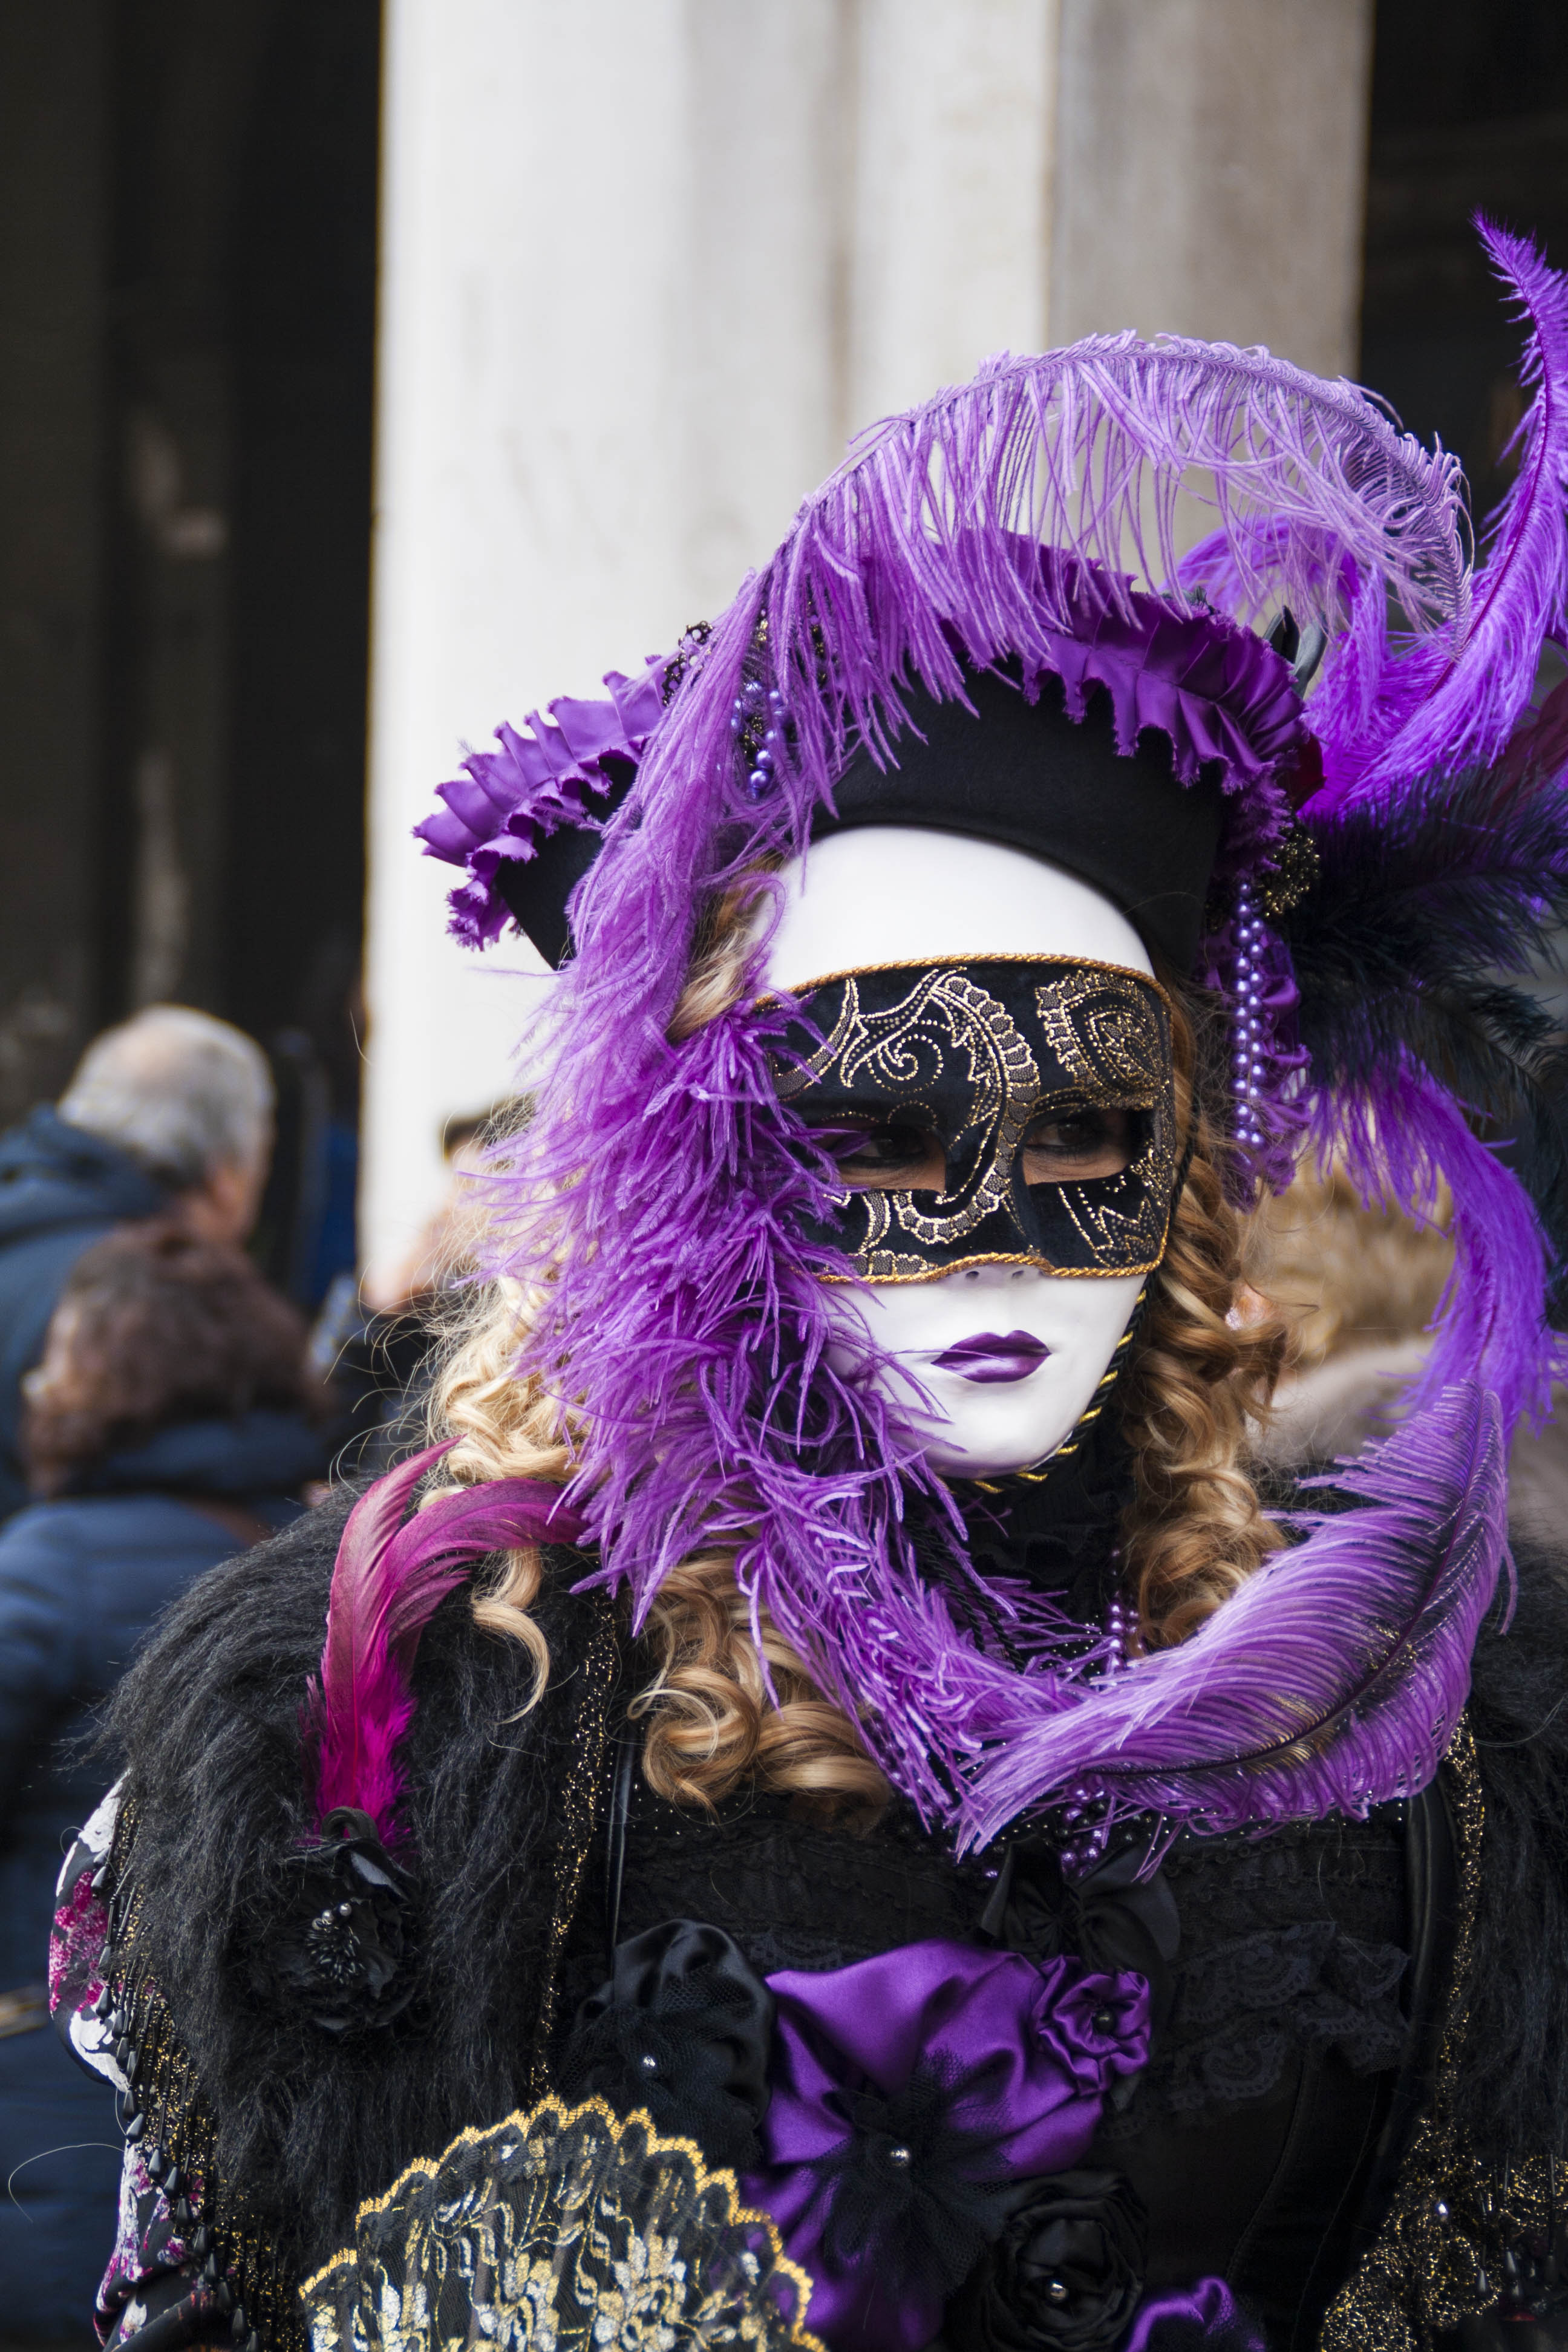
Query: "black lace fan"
301 2094 822 2352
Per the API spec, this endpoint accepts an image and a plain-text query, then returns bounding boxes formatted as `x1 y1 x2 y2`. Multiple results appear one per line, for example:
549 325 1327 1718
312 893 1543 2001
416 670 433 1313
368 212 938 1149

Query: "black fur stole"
102 1494 613 2278
98 1496 1568 2290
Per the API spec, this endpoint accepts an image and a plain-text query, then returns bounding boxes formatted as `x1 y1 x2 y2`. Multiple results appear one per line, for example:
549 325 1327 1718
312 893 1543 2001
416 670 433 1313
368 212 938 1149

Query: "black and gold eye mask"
771 956 1178 1282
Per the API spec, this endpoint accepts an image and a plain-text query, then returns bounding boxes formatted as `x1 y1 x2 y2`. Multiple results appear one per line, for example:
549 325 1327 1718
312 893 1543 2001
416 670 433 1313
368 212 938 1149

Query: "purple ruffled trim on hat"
1012 560 1305 869
414 663 668 949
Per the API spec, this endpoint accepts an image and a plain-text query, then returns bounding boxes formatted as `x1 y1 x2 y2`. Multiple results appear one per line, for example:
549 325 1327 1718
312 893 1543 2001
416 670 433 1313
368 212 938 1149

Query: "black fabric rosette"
991 1840 1180 2041
814 2057 1017 2300
263 1805 416 2034
558 1917 776 2171
950 2168 1147 2351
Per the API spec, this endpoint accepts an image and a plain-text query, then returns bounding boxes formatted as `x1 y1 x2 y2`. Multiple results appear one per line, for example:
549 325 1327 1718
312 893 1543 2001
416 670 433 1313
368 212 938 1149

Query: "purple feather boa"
960 1382 1506 1848
476 885 1507 1838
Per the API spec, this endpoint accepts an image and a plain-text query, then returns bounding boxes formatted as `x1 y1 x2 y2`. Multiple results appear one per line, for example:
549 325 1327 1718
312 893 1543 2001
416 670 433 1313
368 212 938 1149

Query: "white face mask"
764 828 1158 1478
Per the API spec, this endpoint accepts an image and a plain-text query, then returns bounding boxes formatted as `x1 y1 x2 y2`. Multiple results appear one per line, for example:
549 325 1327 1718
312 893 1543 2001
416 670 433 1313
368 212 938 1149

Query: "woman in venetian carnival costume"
49 225 1568 2352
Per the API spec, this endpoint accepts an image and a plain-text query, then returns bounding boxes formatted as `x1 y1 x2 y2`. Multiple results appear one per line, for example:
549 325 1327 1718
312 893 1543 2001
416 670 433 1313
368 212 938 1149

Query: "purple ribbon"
1122 2276 1266 2350
740 1940 1149 2352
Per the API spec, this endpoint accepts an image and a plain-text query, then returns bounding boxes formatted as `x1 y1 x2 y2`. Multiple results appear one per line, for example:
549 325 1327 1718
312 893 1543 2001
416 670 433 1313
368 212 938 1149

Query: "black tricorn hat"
495 651 1313 978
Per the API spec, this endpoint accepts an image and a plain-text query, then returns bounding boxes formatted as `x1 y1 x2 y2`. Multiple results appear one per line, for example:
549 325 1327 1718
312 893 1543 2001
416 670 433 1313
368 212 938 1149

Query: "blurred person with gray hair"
0 1006 273 1524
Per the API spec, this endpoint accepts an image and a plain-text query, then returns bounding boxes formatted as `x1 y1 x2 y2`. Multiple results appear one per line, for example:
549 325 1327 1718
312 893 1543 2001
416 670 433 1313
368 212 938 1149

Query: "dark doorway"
0 0 379 1293
1362 1 1568 520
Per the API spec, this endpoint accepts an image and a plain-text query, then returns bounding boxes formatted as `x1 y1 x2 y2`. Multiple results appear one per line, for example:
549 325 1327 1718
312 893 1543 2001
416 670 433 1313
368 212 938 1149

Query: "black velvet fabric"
818 671 1227 979
558 1777 998 2023
1457 1535 1568 2165
497 673 1226 978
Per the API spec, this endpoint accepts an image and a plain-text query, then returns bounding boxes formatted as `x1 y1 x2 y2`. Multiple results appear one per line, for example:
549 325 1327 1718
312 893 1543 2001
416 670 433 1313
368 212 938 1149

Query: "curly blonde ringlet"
1117 996 1290 1648
430 877 1288 1814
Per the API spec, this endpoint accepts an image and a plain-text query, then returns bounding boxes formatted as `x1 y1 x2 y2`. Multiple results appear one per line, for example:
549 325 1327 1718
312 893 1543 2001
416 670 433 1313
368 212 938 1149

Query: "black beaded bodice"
558 1762 1409 2351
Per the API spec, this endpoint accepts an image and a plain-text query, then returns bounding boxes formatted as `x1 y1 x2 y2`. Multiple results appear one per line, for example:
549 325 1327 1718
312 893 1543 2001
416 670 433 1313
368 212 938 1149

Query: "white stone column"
361 0 1373 1274
847 0 1059 420
362 0 854 1278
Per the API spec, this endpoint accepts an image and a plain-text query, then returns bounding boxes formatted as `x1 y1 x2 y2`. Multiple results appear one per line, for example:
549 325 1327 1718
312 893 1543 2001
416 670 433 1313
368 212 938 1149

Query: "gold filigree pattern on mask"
774 955 1177 1282
779 966 1040 1255
1034 972 1175 1270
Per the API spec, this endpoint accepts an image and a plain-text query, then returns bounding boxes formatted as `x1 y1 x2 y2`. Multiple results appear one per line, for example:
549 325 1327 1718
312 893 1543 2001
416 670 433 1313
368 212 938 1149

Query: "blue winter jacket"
0 1408 322 2334
0 1106 171 1525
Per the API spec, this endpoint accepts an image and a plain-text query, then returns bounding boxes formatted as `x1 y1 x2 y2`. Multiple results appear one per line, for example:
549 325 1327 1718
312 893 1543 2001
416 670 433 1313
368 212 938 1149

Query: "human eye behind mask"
773 956 1176 1283
821 1103 1138 1191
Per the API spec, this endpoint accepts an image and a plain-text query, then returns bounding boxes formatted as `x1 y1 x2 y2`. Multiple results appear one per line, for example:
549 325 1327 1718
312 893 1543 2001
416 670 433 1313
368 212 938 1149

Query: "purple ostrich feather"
961 1383 1506 1848
1305 222 1568 811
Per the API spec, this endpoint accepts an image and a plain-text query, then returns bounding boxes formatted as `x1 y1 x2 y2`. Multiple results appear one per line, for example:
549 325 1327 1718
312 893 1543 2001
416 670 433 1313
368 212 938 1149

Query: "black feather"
1289 745 1568 1309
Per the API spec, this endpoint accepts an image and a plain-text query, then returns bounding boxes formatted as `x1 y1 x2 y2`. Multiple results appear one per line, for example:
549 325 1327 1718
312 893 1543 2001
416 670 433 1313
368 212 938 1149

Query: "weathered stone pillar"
1051 0 1373 374
361 0 855 1272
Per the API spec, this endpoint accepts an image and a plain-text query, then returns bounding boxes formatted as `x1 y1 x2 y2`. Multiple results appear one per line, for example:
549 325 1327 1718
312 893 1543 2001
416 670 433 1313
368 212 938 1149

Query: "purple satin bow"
741 1939 1150 2352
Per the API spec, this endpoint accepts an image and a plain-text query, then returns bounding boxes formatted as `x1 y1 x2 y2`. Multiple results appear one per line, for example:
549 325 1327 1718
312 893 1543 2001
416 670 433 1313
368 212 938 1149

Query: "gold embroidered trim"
816 1250 1165 1285
757 951 1172 1008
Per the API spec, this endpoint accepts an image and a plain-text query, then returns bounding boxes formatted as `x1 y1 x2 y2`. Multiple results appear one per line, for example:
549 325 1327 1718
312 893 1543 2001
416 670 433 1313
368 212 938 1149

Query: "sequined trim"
96 1794 305 2351
1321 1718 1563 2347
532 1587 616 2089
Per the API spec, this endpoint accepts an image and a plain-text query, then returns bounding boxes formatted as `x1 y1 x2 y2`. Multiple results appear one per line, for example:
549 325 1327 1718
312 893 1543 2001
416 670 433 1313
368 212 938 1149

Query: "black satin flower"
954 2169 1147 2352
265 1806 416 2034
560 1918 776 2171
995 1841 1179 2040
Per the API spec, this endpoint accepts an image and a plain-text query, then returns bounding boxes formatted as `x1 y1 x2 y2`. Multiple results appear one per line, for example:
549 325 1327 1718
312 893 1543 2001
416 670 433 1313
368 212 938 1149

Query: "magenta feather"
960 1383 1506 1847
307 1442 587 1838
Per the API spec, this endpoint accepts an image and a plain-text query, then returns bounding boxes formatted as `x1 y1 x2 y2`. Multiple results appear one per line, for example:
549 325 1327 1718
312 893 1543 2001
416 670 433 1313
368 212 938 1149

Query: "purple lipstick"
931 1329 1050 1385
